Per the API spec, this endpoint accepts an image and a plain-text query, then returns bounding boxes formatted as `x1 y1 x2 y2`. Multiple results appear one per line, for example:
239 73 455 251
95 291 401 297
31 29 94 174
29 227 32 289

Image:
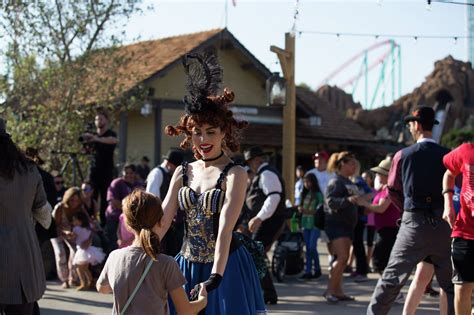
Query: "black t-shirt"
91 129 117 175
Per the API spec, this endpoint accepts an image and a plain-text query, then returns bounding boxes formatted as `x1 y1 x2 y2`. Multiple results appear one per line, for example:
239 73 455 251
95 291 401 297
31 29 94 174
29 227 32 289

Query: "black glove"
203 273 223 293
189 283 201 301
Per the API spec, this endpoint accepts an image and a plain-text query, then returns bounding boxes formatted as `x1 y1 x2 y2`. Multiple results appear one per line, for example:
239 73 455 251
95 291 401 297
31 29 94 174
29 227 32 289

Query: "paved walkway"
39 240 445 315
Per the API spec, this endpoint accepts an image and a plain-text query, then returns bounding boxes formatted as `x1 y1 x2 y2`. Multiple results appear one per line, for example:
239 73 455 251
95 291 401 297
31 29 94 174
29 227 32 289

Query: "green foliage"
441 128 474 149
0 1 151 181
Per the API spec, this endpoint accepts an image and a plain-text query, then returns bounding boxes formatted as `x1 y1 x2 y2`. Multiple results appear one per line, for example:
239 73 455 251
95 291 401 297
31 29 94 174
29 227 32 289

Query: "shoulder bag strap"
120 258 154 315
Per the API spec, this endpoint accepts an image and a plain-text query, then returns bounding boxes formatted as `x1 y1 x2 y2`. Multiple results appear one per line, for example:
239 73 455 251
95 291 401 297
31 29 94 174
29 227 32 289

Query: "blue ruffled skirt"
169 245 267 315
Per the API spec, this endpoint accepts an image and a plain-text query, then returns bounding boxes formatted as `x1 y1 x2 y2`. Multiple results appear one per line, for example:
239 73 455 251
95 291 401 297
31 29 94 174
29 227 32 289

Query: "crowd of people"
1 52 473 315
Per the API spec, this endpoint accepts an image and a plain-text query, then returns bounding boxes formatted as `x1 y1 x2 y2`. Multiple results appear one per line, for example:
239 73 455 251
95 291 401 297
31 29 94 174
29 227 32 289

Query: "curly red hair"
165 88 248 159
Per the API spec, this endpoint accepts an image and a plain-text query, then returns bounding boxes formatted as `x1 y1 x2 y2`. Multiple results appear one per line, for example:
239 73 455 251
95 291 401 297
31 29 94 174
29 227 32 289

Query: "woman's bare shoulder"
227 164 247 179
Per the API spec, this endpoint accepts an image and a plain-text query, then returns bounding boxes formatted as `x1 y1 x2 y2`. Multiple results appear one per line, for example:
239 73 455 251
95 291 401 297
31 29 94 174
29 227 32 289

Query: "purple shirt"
106 178 141 221
373 187 401 230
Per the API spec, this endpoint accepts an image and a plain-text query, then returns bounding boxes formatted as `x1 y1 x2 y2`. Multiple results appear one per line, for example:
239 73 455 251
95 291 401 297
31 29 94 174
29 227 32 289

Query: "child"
97 189 207 315
71 211 106 291
117 212 135 248
298 173 324 280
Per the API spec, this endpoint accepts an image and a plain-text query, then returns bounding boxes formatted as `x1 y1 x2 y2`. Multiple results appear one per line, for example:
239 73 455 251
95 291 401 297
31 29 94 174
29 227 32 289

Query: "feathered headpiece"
182 53 223 114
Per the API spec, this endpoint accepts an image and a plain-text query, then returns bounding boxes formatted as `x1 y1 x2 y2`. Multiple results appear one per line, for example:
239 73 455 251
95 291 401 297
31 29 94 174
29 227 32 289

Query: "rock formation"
322 56 474 144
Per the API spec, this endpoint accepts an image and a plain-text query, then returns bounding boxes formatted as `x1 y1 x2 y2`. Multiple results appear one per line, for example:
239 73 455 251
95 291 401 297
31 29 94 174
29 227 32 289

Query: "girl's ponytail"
122 189 164 261
139 228 161 261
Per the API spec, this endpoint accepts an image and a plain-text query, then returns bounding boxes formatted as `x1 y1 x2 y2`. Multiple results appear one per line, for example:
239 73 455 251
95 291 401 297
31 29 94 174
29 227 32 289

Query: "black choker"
202 151 224 162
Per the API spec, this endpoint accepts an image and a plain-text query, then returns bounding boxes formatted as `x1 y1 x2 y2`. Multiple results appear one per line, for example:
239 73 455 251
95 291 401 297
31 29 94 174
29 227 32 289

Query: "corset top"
178 161 236 263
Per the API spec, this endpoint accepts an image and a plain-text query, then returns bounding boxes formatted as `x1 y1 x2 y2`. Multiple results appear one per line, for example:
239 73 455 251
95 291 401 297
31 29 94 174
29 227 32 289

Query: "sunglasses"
55 181 64 185
82 187 93 193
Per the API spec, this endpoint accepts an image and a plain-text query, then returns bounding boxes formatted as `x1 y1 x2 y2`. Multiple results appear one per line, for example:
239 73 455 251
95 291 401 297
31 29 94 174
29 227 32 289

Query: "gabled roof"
81 28 272 104
296 87 375 144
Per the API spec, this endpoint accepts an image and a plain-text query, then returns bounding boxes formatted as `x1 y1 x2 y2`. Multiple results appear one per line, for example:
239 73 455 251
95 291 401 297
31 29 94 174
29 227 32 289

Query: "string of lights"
428 0 474 7
298 30 470 44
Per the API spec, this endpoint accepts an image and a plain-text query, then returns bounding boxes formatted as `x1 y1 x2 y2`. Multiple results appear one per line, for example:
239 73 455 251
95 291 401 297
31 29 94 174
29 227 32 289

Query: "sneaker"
300 273 312 280
343 266 353 274
394 292 405 304
353 274 368 283
312 270 322 279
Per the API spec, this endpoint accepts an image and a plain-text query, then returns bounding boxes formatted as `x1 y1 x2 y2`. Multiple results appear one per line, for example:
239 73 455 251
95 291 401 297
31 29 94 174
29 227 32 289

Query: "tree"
0 1 151 177
441 128 474 149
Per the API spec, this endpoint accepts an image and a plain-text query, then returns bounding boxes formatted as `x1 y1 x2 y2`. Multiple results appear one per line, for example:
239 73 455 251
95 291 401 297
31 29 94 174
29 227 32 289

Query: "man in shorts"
442 142 474 315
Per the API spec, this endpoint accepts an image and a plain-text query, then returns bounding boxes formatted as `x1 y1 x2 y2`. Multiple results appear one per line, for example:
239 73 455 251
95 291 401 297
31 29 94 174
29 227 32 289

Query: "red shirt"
443 143 474 240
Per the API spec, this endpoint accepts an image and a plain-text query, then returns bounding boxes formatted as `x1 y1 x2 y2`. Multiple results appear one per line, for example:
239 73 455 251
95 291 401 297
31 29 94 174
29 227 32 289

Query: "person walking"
0 118 52 314
367 106 454 315
442 141 474 315
245 145 287 305
324 151 360 303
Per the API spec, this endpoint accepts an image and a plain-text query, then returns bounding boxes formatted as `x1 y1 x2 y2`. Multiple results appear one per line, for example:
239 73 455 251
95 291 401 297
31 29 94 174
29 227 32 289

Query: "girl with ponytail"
97 189 207 314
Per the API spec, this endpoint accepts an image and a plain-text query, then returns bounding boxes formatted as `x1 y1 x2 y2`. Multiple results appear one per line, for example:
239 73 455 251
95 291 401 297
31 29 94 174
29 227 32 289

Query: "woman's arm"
97 282 112 294
212 166 248 277
169 285 207 314
442 169 456 228
152 165 182 240
360 197 391 214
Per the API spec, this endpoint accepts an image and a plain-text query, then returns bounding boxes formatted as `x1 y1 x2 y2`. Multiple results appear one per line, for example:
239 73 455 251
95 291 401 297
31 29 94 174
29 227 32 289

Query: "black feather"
182 53 223 114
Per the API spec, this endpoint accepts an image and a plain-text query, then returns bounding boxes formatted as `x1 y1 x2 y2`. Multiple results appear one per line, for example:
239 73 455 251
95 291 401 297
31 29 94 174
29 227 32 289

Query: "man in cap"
244 146 286 305
308 151 333 195
146 149 184 256
367 106 453 315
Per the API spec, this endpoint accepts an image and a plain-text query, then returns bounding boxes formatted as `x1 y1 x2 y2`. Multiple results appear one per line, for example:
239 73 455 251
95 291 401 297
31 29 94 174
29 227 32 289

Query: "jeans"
303 228 321 274
50 237 77 283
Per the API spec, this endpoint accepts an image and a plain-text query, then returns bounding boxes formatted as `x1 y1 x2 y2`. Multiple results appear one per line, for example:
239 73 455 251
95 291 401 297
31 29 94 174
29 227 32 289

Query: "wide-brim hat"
370 158 392 176
404 106 439 125
243 146 272 161
163 149 183 166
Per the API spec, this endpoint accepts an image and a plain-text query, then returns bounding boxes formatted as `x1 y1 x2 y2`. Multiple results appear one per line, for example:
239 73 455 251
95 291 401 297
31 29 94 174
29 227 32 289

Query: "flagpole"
225 0 228 28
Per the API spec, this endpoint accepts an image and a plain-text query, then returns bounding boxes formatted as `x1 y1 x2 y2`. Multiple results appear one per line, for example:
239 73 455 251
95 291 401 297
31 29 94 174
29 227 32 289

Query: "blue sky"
124 0 469 108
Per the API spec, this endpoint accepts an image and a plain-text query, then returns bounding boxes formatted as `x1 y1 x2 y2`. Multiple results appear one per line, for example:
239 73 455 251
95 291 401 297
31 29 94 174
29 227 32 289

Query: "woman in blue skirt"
153 53 267 315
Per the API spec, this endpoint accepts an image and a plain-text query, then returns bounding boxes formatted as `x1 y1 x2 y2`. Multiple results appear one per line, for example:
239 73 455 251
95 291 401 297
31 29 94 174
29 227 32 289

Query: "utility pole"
271 32 296 203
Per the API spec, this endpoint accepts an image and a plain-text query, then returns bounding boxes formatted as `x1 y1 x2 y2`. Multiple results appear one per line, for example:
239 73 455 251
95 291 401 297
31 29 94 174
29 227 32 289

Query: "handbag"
233 232 267 279
120 259 154 315
314 203 325 230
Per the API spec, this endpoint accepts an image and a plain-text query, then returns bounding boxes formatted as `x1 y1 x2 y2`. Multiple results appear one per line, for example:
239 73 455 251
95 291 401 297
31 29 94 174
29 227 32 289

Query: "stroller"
271 227 305 282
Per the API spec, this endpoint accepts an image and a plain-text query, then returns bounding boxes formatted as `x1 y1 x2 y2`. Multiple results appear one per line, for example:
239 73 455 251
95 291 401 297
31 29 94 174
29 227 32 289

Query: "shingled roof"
79 28 272 104
296 87 376 144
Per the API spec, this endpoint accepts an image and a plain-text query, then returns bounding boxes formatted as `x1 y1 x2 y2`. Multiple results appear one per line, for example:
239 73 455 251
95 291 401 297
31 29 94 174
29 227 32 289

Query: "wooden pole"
271 32 295 203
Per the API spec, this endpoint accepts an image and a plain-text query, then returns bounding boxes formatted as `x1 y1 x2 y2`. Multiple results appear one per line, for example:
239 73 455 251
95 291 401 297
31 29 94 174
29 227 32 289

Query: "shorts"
451 237 474 284
325 221 354 241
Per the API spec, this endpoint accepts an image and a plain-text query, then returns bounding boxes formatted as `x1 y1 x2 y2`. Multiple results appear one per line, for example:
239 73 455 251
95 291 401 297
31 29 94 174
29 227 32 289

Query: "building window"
309 116 322 126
